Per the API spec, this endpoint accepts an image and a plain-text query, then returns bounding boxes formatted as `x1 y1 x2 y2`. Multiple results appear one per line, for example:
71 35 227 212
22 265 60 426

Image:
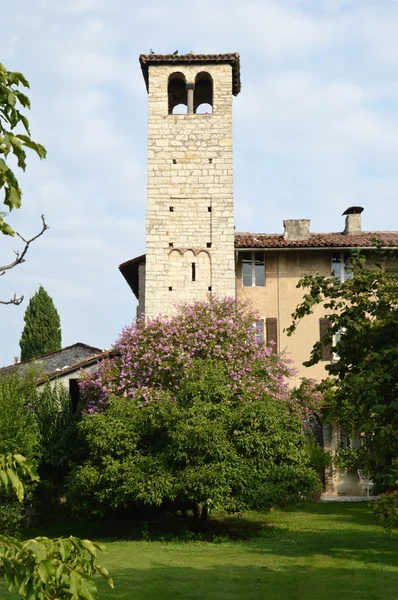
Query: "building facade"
120 53 398 495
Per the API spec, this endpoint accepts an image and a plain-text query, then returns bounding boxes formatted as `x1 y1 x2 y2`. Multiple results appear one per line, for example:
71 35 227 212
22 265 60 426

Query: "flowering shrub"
80 297 319 417
72 299 324 524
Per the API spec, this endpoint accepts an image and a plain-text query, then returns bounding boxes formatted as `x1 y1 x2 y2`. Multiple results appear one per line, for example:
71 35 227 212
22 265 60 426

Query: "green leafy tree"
287 247 398 490
70 365 321 528
0 61 47 305
19 286 62 361
71 299 322 527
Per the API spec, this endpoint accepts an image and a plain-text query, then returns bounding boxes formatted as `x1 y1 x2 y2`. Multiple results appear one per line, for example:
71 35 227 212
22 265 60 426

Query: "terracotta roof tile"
234 232 398 249
139 53 241 96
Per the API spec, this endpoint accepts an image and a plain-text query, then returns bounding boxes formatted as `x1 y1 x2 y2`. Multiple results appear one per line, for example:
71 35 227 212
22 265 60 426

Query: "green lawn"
2 503 397 600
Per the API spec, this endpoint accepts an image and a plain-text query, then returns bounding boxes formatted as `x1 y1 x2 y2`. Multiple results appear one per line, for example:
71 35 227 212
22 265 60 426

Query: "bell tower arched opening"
194 72 213 114
168 72 187 114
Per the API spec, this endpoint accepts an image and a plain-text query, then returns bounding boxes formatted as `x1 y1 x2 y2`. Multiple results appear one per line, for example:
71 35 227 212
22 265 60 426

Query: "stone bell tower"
127 53 241 318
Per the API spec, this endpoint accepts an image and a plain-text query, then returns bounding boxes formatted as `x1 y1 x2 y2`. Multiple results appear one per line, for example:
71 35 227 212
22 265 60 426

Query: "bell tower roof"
139 52 241 96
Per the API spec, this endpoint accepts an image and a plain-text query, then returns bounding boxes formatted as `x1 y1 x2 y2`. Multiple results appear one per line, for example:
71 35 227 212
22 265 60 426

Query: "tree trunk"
192 503 208 531
200 506 208 529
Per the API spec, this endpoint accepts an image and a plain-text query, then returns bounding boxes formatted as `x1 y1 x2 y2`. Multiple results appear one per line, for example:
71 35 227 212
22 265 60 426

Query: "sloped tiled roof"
37 349 116 384
139 53 241 96
0 343 103 375
234 232 398 249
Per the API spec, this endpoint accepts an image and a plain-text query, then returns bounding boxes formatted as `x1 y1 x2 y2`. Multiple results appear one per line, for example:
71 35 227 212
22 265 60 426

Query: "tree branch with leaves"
0 453 114 599
0 61 47 304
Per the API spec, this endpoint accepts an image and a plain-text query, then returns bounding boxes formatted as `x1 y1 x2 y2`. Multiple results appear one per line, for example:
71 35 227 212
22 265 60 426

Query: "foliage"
80 297 320 419
19 286 62 361
0 62 46 236
75 299 322 525
0 369 40 460
287 247 398 488
30 380 82 521
0 498 24 537
290 378 324 424
70 358 321 525
0 371 41 534
0 535 113 600
332 445 361 473
0 455 114 600
304 436 332 472
0 453 39 536
33 380 79 471
0 454 39 504
372 492 398 536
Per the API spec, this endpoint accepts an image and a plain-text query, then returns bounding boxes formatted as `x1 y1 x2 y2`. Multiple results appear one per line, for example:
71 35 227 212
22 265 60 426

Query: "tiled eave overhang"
139 53 241 96
235 232 398 249
119 254 146 299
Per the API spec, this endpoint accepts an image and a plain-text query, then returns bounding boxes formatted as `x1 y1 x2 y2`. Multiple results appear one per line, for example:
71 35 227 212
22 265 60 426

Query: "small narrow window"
208 286 212 291
331 252 353 283
206 242 212 248
333 328 345 361
169 286 173 291
169 242 174 248
254 320 264 344
242 252 265 286
169 206 174 212
209 158 213 164
208 206 212 212
191 262 196 282
173 159 177 164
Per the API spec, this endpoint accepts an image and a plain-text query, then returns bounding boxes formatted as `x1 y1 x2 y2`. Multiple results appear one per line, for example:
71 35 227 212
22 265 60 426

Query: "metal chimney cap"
342 206 364 216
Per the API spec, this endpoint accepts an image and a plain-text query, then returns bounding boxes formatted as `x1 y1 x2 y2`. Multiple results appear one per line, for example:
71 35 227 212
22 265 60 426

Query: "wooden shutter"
266 318 278 354
319 318 332 361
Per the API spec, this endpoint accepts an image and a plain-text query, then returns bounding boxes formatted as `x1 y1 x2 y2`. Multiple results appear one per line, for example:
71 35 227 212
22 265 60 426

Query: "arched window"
194 72 213 114
168 72 187 114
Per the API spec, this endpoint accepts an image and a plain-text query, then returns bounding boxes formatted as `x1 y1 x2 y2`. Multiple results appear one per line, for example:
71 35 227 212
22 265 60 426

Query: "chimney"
343 206 363 235
283 219 311 241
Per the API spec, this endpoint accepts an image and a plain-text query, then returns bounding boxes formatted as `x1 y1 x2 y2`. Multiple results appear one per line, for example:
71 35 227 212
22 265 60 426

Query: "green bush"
0 370 40 459
0 371 41 533
31 380 82 521
0 491 25 536
68 360 321 526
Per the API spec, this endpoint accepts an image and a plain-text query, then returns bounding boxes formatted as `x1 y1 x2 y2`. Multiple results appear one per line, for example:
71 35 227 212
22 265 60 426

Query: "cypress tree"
19 286 62 361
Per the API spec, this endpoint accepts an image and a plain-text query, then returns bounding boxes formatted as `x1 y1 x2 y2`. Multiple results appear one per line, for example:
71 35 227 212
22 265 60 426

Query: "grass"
1 502 397 600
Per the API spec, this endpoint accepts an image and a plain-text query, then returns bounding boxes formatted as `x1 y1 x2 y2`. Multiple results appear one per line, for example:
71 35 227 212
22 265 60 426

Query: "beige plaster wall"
236 249 333 384
144 63 235 318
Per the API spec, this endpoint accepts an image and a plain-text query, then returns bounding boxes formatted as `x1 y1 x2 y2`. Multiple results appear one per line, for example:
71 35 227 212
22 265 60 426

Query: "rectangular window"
242 252 265 286
331 252 353 282
254 319 264 343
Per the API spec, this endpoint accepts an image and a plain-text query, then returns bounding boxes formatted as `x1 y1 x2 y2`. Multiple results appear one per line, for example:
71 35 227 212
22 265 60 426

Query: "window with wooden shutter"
319 318 332 361
266 318 278 354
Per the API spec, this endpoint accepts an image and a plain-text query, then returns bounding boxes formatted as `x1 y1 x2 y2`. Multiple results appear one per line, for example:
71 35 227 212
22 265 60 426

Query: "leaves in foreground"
0 535 114 600
0 454 114 599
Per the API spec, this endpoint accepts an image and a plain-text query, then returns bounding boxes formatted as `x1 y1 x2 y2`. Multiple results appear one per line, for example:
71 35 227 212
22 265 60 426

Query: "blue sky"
1 0 397 365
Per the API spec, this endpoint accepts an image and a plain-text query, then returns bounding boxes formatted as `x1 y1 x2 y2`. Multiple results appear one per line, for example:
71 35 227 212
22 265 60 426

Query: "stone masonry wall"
144 63 236 318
